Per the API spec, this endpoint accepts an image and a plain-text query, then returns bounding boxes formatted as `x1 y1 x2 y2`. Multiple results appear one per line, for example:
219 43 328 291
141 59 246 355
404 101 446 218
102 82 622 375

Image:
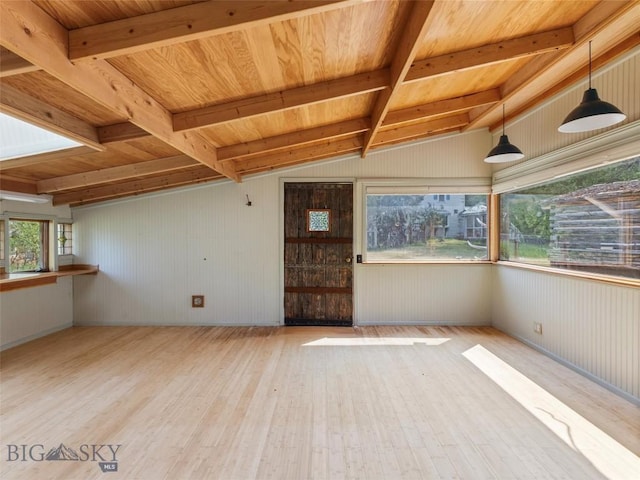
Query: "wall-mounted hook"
245 194 252 206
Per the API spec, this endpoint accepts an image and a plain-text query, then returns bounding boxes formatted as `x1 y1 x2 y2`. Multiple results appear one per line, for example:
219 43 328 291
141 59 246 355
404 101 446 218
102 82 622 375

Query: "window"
57 223 73 255
366 193 489 261
432 194 450 202
8 219 50 272
0 112 80 160
500 157 639 279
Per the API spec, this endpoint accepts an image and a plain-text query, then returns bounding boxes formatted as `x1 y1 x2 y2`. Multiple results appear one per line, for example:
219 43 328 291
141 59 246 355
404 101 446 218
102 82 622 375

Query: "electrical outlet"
533 322 543 334
192 295 205 308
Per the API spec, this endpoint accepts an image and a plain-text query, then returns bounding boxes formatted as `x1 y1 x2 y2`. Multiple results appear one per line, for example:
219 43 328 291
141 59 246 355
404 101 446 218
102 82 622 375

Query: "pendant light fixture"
484 104 524 163
558 41 626 133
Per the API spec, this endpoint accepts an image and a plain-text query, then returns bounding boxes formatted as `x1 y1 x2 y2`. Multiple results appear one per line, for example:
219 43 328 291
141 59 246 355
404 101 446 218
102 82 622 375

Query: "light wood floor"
1 326 638 480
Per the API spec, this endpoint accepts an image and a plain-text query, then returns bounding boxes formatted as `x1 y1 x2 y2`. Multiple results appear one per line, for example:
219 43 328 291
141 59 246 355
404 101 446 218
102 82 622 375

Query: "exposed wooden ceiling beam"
53 167 224 206
571 0 635 41
504 2 639 102
100 84 491 162
383 89 501 127
0 175 38 195
466 1 640 131
0 48 38 77
361 0 436 157
68 0 363 61
98 122 150 144
32 113 462 194
235 136 363 175
0 83 103 151
0 9 579 86
0 146 96 170
37 155 197 193
490 31 640 131
218 118 370 162
172 28 576 134
173 70 387 131
404 27 575 83
45 127 368 200
373 114 469 147
0 0 239 182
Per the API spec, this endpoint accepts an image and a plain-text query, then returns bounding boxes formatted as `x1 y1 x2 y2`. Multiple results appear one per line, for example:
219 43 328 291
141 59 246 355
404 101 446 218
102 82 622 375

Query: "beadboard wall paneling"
0 277 73 350
492 265 640 401
279 129 492 180
73 178 281 326
356 264 492 325
72 130 492 326
493 47 640 170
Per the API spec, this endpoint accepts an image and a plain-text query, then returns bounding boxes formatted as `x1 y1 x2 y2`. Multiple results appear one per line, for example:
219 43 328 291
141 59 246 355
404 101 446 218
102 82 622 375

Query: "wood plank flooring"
1 326 638 479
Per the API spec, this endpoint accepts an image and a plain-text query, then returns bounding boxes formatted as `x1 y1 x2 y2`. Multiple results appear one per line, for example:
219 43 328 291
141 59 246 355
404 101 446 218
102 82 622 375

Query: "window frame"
497 157 639 283
57 221 73 256
0 219 5 264
359 179 492 264
491 118 640 288
1 212 58 274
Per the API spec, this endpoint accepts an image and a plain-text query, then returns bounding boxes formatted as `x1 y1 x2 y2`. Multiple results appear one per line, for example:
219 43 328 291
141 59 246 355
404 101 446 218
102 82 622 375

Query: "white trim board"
492 120 640 193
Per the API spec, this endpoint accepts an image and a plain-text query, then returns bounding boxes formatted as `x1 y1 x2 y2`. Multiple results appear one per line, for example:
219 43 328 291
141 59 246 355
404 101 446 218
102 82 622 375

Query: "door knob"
345 257 352 263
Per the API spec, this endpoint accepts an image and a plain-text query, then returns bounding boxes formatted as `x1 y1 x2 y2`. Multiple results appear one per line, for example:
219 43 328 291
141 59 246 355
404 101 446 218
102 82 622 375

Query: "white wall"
0 200 73 349
356 264 492 325
73 178 282 326
72 129 494 327
492 266 639 401
0 277 73 349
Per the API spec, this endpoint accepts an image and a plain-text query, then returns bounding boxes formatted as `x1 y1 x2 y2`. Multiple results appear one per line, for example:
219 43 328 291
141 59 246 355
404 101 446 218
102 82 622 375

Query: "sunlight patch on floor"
463 344 640 479
302 337 450 346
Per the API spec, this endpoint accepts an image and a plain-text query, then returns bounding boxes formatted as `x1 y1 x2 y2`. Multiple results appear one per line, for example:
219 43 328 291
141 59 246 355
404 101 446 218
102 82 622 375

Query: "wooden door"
284 183 353 326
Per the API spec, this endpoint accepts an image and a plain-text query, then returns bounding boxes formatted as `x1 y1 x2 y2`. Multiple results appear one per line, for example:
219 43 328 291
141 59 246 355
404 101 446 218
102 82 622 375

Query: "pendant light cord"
502 104 505 136
588 40 592 89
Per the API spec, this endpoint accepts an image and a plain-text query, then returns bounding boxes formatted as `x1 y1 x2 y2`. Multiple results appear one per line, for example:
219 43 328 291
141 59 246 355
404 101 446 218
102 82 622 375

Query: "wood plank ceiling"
1 0 639 206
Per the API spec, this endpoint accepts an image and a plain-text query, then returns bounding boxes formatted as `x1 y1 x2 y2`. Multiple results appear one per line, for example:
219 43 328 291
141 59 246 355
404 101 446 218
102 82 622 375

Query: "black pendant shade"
484 105 524 163
484 134 525 163
558 41 626 133
558 88 626 133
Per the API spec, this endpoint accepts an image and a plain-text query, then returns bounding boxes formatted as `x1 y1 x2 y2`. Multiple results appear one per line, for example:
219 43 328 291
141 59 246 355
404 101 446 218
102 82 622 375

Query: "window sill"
495 261 640 288
0 264 98 292
362 260 492 265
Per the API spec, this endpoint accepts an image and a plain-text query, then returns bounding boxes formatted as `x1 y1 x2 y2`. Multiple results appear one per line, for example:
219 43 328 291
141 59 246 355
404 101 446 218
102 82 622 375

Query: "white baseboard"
1 323 73 351
356 320 491 327
495 327 640 407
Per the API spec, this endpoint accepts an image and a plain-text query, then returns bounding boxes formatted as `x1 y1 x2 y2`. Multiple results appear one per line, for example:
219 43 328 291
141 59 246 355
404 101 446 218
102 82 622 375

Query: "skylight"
0 112 81 161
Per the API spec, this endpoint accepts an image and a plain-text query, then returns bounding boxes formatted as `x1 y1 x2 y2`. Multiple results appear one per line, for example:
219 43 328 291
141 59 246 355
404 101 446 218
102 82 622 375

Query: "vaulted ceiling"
1 0 639 206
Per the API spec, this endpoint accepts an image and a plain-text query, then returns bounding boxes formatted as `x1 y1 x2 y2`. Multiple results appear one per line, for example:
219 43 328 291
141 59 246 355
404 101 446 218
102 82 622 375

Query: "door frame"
279 177 358 326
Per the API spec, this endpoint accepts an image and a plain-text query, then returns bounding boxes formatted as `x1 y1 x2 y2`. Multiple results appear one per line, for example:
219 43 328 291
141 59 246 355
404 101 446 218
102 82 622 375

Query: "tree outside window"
9 219 48 272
